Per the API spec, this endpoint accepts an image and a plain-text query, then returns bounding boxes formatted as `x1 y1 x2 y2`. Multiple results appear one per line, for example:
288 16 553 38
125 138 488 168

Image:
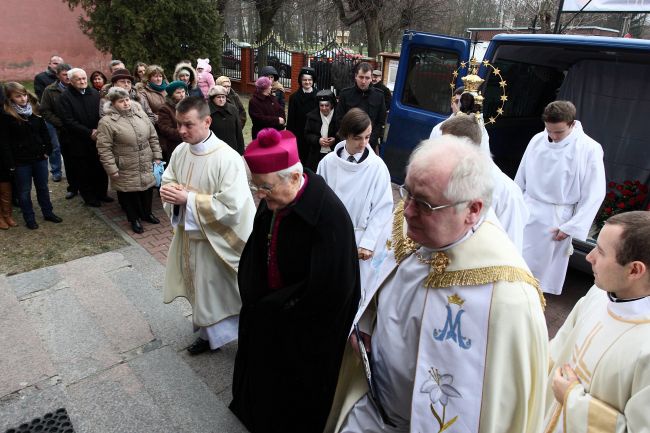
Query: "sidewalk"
0 245 246 432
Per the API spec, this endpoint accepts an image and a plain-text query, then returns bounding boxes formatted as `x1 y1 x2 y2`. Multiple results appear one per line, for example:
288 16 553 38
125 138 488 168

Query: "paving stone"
0 277 57 397
179 341 238 396
0 383 69 432
129 346 247 433
21 288 121 385
66 363 175 433
7 266 64 299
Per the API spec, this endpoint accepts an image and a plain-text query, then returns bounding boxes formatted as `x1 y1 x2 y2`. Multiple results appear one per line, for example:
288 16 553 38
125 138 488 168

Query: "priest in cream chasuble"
544 212 650 433
325 136 548 433
160 97 255 353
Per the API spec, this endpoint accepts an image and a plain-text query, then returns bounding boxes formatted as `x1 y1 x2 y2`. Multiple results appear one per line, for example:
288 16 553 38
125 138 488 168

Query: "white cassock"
430 116 491 155
515 120 605 295
544 286 650 432
491 164 528 253
324 202 548 433
162 133 255 349
317 141 394 288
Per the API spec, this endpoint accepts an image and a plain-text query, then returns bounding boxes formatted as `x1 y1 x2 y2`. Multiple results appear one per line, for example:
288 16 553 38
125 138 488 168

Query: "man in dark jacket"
371 69 392 111
334 62 386 150
34 55 63 100
287 67 318 163
41 63 80 199
231 129 360 433
56 68 110 207
303 90 337 171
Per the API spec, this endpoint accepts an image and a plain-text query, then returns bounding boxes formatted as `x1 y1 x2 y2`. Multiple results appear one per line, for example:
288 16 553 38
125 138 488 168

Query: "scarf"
148 81 168 93
57 81 67 91
12 102 33 118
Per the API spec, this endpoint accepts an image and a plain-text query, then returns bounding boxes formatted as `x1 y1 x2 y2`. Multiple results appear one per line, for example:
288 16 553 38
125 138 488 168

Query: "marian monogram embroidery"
433 294 472 350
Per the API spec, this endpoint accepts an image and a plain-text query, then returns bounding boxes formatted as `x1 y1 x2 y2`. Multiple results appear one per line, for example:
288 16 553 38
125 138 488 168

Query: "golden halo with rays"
450 57 507 125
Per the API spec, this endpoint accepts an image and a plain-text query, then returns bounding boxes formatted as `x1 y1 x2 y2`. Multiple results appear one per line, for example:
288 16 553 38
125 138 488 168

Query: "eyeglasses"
249 181 278 194
398 184 467 214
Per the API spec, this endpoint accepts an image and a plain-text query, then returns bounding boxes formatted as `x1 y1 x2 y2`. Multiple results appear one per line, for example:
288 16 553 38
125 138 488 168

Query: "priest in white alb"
160 96 255 355
515 100 605 295
317 108 393 286
544 211 650 432
325 136 548 433
439 113 528 252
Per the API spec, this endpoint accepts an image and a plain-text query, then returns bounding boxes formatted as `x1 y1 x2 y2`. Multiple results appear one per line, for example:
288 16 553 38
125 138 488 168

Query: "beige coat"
137 85 166 116
96 103 163 192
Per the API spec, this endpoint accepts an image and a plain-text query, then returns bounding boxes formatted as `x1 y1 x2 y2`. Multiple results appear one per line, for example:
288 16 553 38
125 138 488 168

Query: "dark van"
383 31 650 271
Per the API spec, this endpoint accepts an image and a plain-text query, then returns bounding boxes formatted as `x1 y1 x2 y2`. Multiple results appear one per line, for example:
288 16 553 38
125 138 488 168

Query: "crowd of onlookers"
0 54 392 234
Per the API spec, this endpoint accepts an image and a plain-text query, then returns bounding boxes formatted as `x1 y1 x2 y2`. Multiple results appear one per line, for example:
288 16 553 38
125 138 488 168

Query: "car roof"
492 33 650 51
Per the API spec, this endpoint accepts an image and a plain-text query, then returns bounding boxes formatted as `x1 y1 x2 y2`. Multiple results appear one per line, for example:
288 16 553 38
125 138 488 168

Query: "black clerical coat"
230 170 360 433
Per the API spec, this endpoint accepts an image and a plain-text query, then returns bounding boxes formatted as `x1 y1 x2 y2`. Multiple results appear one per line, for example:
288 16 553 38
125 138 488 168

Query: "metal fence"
308 42 360 94
249 34 294 89
220 33 242 80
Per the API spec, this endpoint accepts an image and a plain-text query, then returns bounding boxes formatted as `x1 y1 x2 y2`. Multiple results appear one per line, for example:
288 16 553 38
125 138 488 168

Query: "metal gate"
220 33 242 81
308 42 360 95
249 33 294 89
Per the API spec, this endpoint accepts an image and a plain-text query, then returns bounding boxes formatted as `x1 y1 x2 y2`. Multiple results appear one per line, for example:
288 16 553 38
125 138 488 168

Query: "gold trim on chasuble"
587 397 618 433
182 231 197 306
390 201 545 309
195 193 247 254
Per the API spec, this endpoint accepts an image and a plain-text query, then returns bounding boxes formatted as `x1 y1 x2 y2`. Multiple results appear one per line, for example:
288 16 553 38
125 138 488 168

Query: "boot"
0 182 17 227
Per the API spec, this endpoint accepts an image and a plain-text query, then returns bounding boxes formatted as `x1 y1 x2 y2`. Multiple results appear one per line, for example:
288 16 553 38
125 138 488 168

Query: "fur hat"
255 76 272 91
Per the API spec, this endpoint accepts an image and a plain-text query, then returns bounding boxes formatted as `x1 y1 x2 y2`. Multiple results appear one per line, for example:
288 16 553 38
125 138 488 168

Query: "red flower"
629 197 636 206
617 202 626 209
608 181 616 188
622 189 633 197
624 180 633 186
640 185 648 194
604 207 613 214
634 180 641 186
606 192 616 200
617 185 624 191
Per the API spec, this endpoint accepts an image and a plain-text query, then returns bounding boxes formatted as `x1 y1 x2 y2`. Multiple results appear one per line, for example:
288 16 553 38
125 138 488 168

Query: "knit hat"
107 86 130 103
215 76 231 86
166 80 188 96
244 129 300 174
196 58 212 73
255 76 272 91
111 69 135 84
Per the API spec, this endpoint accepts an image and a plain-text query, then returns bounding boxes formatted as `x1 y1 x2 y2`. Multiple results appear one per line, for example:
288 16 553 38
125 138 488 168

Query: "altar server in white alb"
325 136 548 433
317 108 393 274
544 211 650 432
440 113 528 252
515 101 605 295
160 96 255 355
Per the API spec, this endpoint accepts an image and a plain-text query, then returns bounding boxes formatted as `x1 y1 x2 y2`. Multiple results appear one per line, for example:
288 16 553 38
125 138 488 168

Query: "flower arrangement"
596 180 649 231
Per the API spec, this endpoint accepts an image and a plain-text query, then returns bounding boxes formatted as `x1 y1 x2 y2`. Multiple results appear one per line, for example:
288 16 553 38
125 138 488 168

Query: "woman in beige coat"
137 64 167 123
97 87 163 233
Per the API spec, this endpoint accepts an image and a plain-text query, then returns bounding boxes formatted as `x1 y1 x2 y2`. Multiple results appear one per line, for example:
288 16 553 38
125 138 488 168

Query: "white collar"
189 132 217 154
340 141 365 162
423 217 484 253
607 291 650 321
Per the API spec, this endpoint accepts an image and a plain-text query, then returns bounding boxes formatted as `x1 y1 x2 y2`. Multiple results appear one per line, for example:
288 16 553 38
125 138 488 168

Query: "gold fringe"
425 265 546 310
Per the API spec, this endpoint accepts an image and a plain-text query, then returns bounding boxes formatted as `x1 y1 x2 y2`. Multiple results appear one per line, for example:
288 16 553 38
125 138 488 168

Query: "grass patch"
1 177 127 276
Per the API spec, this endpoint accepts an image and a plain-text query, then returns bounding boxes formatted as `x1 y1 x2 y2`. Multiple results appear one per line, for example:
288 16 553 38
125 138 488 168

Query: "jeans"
46 121 62 177
14 159 54 223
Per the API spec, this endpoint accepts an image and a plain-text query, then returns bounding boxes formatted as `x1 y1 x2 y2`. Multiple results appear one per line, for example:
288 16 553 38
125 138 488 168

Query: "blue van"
383 31 650 270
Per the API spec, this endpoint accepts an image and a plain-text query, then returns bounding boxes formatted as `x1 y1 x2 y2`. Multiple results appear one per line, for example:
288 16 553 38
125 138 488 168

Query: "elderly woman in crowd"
208 85 244 155
99 68 154 121
304 89 337 171
137 64 167 122
173 62 203 98
259 65 285 108
156 80 187 162
133 62 148 84
317 108 393 267
0 82 61 229
90 70 108 93
97 87 162 234
248 76 285 139
215 75 246 128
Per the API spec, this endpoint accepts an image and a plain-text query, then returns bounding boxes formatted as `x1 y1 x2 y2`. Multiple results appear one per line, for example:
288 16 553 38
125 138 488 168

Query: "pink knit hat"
255 76 272 91
244 129 300 174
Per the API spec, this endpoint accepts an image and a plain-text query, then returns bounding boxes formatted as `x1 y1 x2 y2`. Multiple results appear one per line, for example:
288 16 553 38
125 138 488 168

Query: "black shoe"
44 214 63 223
99 196 115 203
143 214 160 224
52 175 62 182
26 221 39 230
187 337 213 356
85 200 101 207
131 220 144 234
65 191 77 200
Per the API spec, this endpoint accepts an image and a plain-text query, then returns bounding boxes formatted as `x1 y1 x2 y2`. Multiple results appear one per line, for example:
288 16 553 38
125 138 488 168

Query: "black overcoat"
303 108 338 172
286 89 318 163
230 170 361 433
209 101 245 155
334 85 386 147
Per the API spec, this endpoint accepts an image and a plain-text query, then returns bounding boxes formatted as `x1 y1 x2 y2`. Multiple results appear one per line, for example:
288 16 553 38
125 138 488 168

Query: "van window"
483 59 564 118
401 46 459 114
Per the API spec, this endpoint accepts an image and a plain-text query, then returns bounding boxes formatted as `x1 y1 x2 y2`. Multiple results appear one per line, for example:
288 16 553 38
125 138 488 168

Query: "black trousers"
117 188 153 222
69 154 108 202
59 140 80 193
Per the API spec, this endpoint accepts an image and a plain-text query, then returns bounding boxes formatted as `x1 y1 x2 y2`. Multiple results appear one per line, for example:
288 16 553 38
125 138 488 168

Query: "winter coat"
209 101 244 155
334 85 386 147
228 89 247 128
173 63 203 98
156 99 183 162
248 92 285 139
287 88 318 162
56 86 101 157
34 69 57 100
0 111 52 167
303 108 338 172
96 102 162 192
40 82 65 129
137 85 166 119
